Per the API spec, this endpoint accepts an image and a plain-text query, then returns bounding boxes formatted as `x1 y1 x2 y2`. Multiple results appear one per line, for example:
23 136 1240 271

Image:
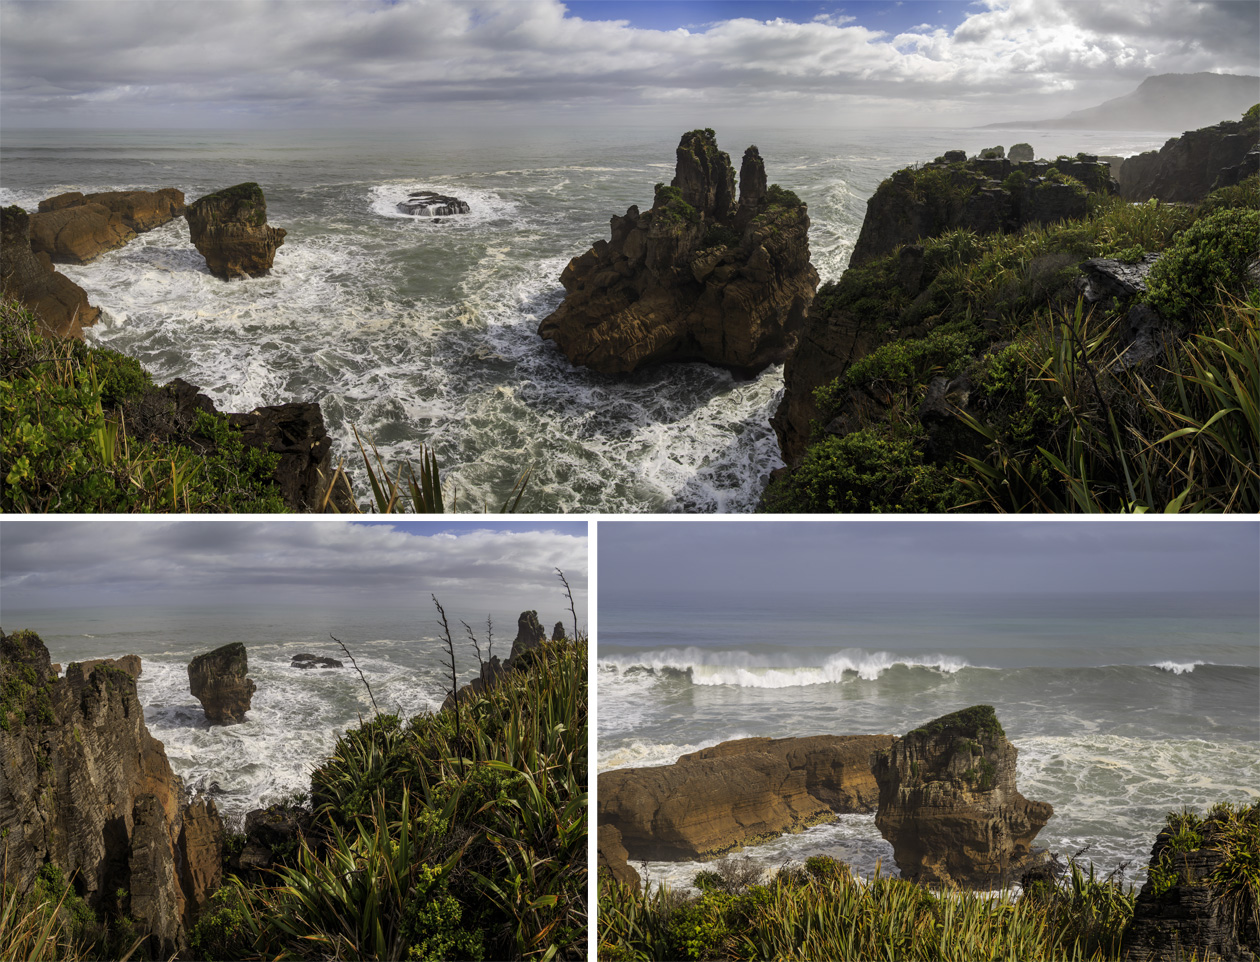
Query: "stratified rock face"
872 705 1053 888
397 191 470 217
598 734 893 860
1124 816 1260 962
77 654 143 679
538 129 818 376
1119 108 1259 203
598 823 641 888
509 610 547 661
188 642 257 724
37 188 185 235
1 205 101 338
226 401 344 512
849 155 1114 269
0 629 223 954
185 182 286 279
28 203 135 264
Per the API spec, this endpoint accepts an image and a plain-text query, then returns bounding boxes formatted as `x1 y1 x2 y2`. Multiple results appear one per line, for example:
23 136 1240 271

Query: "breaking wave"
600 648 975 687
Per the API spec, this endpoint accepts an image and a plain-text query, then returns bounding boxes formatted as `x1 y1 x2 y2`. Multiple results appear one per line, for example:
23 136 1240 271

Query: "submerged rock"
0 629 224 956
185 182 286 279
397 191 470 217
1 204 101 338
188 642 257 724
538 129 818 376
598 734 893 861
290 652 343 669
872 705 1053 888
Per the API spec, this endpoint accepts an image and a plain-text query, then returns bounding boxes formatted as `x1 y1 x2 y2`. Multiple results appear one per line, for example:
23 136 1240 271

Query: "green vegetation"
764 176 1259 513
1145 802 1259 923
1 297 288 513
651 183 701 227
599 855 1134 961
765 184 803 209
189 630 587 961
910 705 1006 740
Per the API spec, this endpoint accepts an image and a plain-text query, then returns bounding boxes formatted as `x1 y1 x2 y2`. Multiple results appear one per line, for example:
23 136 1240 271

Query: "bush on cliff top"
0 297 288 513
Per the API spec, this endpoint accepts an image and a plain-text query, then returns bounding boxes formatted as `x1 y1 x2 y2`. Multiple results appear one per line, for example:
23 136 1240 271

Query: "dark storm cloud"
1 0 1252 128
0 520 587 615
599 520 1260 599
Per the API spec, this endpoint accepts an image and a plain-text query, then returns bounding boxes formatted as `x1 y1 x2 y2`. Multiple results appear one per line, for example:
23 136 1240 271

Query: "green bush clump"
652 183 701 226
1144 207 1260 323
765 184 803 209
702 224 741 249
1198 174 1259 218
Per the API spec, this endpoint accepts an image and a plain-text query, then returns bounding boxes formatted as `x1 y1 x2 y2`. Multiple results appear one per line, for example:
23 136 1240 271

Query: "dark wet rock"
188 642 256 724
227 401 351 512
551 621 567 641
290 652 343 669
397 191 470 217
1 204 101 338
232 804 312 881
0 629 223 955
538 130 817 376
1118 107 1259 203
872 705 1053 888
599 734 894 861
509 610 547 661
185 182 286 279
1078 254 1161 306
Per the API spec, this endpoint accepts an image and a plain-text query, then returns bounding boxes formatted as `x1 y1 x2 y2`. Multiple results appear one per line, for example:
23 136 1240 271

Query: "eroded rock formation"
598 734 893 861
1 205 100 338
598 823 641 888
510 610 547 661
185 182 286 279
28 189 185 265
538 129 817 376
442 610 557 711
290 652 343 669
397 191 470 216
0 629 224 955
1119 107 1259 203
188 642 257 724
872 705 1053 887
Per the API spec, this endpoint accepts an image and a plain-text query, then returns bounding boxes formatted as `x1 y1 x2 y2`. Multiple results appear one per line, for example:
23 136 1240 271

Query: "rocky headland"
188 642 257 724
0 628 224 957
1117 105 1258 202
539 128 818 376
872 705 1054 887
185 182 287 280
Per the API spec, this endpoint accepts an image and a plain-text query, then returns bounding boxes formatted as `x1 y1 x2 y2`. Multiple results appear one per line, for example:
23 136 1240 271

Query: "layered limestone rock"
509 610 547 661
188 642 257 724
598 734 893 861
1 205 101 338
872 705 1053 887
1123 811 1260 962
185 182 286 279
1119 107 1259 203
31 188 186 263
538 129 817 376
0 629 224 955
397 191 470 216
849 154 1115 269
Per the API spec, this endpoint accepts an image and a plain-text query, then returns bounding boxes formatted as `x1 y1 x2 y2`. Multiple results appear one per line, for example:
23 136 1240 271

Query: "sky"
599 519 1260 600
0 519 589 623
1 0 1255 129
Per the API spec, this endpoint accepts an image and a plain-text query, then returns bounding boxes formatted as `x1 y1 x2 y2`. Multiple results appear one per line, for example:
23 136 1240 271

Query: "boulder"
28 202 135 264
0 629 223 954
185 182 286 279
187 642 257 724
1 205 100 338
231 804 311 881
871 705 1053 887
598 734 893 861
538 130 817 376
397 191 470 217
1119 107 1259 203
290 652 343 669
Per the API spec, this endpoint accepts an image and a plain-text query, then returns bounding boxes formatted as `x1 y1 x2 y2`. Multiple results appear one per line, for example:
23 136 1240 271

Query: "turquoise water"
0 125 1176 512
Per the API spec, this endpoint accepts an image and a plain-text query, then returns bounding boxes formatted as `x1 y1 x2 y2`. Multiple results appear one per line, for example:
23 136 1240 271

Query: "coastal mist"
598 588 1260 890
0 125 1173 512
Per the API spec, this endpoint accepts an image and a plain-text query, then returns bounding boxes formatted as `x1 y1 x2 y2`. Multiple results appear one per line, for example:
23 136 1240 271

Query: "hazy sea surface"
3 602 506 829
0 125 1175 511
598 590 1260 889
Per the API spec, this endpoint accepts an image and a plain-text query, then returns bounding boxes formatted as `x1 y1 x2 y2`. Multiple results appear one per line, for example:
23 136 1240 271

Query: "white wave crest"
367 183 520 226
600 648 972 687
1151 660 1206 674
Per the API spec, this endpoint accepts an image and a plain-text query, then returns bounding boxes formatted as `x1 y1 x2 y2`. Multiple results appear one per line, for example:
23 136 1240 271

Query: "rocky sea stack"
539 128 818 376
872 705 1053 887
185 182 286 279
188 641 257 724
0 629 223 957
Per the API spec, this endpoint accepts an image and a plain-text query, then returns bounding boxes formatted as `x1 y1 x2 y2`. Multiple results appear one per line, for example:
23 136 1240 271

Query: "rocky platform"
0 629 223 957
872 705 1053 887
29 188 186 265
397 191 470 217
539 128 817 376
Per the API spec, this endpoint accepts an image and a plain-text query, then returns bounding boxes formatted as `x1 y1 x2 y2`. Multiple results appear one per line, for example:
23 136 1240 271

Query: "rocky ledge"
539 128 818 376
28 188 185 265
290 652 343 669
597 734 893 868
872 705 1053 887
0 629 223 958
185 182 286 279
397 191 470 217
188 641 257 724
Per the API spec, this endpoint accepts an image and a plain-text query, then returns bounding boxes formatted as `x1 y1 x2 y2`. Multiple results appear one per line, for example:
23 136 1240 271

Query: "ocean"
0 124 1177 513
4 600 547 830
597 588 1260 890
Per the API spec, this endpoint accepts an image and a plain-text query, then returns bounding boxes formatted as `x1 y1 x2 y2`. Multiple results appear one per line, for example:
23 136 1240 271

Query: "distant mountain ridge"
984 72 1259 131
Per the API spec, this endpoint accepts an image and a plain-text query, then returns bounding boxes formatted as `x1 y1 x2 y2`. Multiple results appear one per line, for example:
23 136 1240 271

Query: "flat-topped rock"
37 188 185 234
397 191 470 217
187 642 256 724
185 182 286 280
290 652 343 669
